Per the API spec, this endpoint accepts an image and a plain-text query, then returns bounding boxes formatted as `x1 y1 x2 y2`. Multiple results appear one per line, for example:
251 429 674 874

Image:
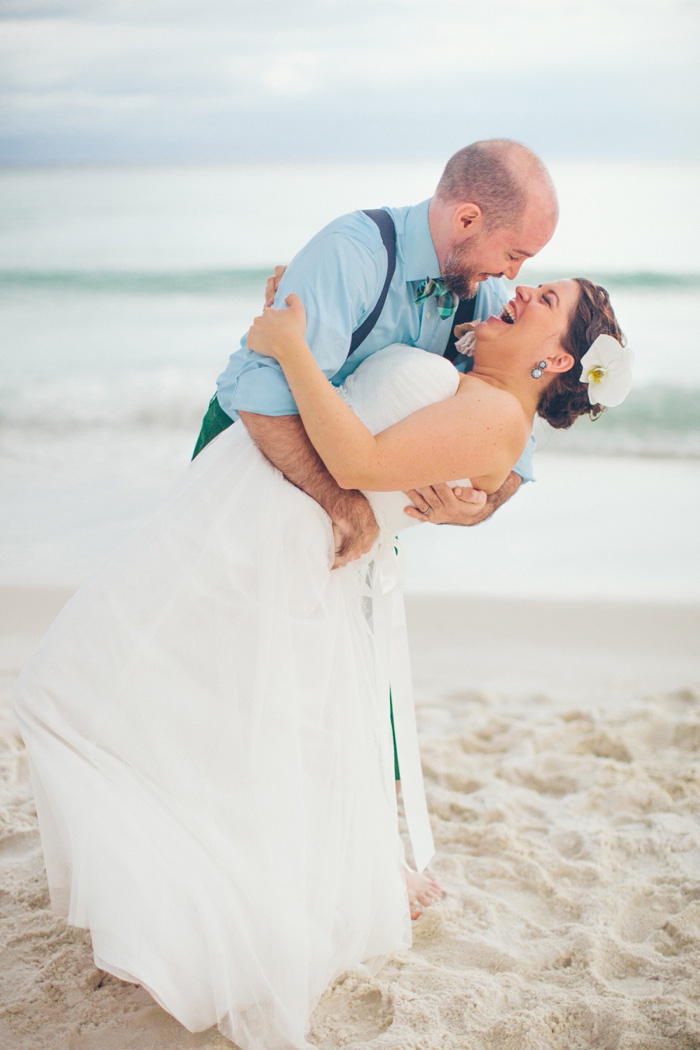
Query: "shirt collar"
402 199 441 282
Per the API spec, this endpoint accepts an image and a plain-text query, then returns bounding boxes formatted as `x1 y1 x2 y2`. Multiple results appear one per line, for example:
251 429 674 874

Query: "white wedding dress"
13 345 462 1050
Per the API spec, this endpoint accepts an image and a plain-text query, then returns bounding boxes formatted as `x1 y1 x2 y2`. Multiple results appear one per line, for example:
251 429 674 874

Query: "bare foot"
403 865 443 919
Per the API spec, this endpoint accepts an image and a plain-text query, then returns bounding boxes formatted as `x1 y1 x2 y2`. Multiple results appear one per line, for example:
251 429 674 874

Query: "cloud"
0 0 698 163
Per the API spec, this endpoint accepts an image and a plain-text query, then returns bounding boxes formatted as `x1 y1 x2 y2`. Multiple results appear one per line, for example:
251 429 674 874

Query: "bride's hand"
247 293 306 362
264 265 287 308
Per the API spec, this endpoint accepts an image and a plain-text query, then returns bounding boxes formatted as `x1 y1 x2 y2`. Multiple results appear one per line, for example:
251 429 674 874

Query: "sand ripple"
1 594 699 1049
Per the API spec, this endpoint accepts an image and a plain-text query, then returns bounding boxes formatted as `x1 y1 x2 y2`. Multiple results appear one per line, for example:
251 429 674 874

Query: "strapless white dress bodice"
340 344 468 535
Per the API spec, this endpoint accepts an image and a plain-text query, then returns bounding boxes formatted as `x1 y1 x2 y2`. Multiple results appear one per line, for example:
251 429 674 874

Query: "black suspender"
346 209 397 359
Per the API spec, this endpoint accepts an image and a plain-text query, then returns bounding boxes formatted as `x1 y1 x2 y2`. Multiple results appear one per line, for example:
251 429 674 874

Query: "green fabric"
414 277 458 318
390 690 400 780
191 394 235 459
191 394 402 781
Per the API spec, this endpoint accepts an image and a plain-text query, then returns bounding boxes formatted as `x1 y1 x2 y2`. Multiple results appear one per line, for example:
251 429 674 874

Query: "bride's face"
474 279 580 362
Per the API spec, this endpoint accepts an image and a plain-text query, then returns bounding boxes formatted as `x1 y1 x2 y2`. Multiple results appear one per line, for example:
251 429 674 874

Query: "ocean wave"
505 271 700 292
534 385 700 458
1 268 700 297
0 369 213 430
2 372 699 460
0 269 272 296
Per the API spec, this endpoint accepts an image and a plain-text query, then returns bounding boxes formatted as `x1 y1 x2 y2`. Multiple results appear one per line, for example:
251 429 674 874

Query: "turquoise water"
1 159 698 450
1 160 699 595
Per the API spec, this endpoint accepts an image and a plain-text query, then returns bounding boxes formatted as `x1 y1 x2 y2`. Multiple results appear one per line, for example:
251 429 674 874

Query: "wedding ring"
423 506 432 516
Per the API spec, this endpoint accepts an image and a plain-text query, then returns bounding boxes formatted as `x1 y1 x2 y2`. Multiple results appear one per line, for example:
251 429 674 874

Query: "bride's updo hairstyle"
537 278 626 430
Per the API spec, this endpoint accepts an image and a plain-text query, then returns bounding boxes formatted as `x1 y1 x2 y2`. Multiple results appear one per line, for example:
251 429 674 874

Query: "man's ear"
454 202 483 238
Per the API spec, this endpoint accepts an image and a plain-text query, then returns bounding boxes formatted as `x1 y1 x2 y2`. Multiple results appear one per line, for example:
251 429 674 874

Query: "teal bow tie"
414 278 458 318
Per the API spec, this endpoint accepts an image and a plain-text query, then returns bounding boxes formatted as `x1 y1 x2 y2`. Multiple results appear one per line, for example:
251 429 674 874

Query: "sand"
1 587 699 1050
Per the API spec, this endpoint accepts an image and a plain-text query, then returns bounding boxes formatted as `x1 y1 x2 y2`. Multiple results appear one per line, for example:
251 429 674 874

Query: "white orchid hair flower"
579 334 634 408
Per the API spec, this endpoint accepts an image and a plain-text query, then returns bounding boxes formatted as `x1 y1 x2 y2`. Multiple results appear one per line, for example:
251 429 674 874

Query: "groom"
194 138 558 565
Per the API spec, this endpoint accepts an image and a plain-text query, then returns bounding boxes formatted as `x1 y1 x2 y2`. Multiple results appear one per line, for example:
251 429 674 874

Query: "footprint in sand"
311 977 395 1047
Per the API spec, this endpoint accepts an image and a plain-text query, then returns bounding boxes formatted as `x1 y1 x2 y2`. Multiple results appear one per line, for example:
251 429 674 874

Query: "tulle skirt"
13 422 411 1050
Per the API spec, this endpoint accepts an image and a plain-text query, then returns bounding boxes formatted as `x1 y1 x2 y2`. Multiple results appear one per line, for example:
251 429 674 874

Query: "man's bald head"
428 140 558 297
435 139 558 234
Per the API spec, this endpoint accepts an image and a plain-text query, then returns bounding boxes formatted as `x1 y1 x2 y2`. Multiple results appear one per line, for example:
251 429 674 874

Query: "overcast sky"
1 0 698 164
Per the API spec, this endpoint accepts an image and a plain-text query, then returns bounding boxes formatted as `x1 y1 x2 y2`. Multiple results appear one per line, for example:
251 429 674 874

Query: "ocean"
1 160 699 599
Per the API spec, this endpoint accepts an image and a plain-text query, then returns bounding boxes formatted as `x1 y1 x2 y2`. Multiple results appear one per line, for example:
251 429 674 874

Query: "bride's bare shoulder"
455 373 530 445
456 372 523 414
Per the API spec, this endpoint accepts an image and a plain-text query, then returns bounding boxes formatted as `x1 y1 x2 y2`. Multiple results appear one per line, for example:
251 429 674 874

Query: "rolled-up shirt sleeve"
217 226 385 418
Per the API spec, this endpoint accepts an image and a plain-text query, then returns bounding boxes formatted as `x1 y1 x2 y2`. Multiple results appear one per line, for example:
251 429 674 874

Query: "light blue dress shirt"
216 200 534 482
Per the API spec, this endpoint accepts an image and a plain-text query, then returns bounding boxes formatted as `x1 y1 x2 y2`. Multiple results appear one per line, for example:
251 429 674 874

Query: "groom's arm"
239 412 378 567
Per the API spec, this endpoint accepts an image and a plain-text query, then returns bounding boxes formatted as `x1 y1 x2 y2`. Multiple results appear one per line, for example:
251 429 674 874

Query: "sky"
0 0 699 164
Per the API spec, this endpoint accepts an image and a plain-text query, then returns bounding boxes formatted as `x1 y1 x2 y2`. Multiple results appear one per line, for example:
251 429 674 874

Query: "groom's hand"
404 484 487 525
404 473 521 526
330 492 379 568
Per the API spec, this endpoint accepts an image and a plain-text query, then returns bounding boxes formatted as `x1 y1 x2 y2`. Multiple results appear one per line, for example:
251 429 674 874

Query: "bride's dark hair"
537 278 626 430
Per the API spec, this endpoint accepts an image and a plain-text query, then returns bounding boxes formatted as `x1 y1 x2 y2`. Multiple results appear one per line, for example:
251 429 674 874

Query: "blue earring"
531 360 547 379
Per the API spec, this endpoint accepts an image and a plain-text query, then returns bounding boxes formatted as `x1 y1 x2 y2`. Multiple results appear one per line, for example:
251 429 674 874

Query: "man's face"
442 209 555 299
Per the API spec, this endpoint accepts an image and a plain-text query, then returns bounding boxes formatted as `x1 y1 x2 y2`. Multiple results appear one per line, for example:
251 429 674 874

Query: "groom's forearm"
239 411 340 506
238 412 378 565
479 471 522 522
451 471 522 526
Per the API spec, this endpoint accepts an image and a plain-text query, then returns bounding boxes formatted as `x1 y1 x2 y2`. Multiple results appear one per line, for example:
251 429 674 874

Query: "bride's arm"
247 295 523 494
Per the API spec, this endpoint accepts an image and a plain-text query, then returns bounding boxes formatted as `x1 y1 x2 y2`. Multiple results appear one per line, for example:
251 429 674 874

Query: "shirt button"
425 310 431 318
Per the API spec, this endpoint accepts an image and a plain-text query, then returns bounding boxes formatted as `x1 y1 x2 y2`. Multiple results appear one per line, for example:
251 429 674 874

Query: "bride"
13 278 630 1050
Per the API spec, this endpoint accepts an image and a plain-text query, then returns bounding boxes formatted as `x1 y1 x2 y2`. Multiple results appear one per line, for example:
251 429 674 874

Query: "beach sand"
1 587 699 1050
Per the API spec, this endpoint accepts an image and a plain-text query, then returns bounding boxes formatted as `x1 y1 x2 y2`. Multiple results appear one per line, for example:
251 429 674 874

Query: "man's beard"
441 240 482 300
